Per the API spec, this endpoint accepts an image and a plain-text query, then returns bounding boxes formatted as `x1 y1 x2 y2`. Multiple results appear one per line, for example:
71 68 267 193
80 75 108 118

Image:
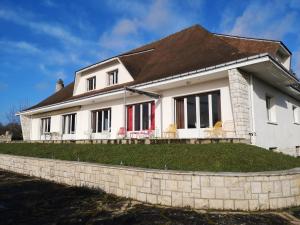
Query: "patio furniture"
117 127 126 138
51 132 62 140
163 124 177 138
128 129 154 139
204 121 224 138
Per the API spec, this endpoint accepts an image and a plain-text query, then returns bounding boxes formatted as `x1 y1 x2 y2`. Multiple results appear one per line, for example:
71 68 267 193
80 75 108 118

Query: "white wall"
73 62 134 96
253 77 300 155
28 77 233 140
160 78 233 138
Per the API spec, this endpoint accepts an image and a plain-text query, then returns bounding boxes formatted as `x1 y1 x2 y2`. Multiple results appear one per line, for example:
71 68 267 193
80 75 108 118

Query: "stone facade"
20 115 31 141
228 69 251 139
0 154 299 211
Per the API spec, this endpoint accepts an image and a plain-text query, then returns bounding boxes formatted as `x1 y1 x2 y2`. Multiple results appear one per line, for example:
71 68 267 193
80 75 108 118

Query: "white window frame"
62 113 76 134
86 76 96 91
127 101 153 131
108 70 118 86
266 95 277 123
41 117 51 134
293 105 300 124
91 108 111 133
174 91 221 129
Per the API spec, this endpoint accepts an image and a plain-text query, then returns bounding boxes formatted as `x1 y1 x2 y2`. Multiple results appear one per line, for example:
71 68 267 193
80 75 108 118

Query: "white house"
18 25 300 155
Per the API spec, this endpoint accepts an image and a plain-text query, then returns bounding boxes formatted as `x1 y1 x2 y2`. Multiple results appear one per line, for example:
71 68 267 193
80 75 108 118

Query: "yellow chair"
204 121 224 138
163 124 177 138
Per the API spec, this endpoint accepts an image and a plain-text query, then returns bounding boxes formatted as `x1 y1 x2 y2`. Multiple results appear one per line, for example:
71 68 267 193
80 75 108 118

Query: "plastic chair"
163 124 177 138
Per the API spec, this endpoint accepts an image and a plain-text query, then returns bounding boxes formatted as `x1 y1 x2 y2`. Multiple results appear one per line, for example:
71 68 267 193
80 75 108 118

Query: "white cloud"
0 7 82 45
0 40 41 54
225 1 297 40
99 0 195 53
221 0 300 77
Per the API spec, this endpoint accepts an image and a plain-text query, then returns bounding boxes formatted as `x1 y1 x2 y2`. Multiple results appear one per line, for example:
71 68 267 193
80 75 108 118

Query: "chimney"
55 79 64 92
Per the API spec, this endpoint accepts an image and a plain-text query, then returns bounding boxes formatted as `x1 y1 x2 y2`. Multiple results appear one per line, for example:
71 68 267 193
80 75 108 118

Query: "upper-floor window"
108 70 118 86
293 105 300 124
41 117 51 134
87 76 96 91
63 113 76 134
266 95 276 123
91 108 111 133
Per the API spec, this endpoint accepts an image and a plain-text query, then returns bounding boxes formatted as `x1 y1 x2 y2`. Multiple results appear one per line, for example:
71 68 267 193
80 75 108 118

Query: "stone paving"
0 170 295 225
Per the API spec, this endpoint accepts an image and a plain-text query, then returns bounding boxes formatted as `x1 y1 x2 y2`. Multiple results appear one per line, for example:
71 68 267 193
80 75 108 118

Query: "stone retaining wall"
0 154 299 211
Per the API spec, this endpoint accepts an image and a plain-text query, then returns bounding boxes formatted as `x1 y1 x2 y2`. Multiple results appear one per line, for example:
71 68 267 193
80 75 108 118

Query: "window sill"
107 83 118 87
267 121 278 125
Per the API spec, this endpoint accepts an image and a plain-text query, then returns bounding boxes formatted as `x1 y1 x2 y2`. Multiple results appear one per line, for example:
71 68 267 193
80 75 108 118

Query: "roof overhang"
240 56 300 100
18 53 300 116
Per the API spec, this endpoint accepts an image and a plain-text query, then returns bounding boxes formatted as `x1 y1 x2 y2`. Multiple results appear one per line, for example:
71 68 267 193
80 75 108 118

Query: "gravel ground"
0 170 292 225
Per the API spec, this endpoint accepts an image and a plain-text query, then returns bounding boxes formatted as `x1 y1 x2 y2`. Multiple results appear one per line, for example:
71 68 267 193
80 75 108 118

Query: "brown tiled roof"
26 24 284 111
215 34 282 58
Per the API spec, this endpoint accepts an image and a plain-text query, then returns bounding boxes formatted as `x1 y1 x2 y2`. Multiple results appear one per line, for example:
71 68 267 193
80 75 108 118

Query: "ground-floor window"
91 108 111 133
41 117 51 134
127 101 155 131
62 113 76 134
175 90 221 129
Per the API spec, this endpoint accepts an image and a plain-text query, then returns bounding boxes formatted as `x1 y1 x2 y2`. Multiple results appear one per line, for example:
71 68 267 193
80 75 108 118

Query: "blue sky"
0 0 300 123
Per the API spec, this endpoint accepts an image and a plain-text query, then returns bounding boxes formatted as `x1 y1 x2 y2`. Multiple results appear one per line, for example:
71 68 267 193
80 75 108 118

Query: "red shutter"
127 106 133 131
151 101 155 130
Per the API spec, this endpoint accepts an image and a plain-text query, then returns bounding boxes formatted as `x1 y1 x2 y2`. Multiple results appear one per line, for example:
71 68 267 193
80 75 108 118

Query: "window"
41 117 51 134
187 96 196 128
266 95 276 122
142 103 149 130
175 91 221 129
87 76 96 91
212 91 221 126
175 98 185 129
199 94 209 128
63 114 76 134
293 106 300 124
134 104 141 131
127 101 155 131
91 108 111 133
108 70 118 85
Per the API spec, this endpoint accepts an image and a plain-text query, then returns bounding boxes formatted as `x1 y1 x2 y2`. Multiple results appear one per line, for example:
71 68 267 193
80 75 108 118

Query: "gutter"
18 53 298 115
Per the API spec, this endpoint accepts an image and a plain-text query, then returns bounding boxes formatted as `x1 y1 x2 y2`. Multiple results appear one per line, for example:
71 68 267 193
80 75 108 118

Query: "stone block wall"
0 154 299 211
20 115 31 141
228 69 251 139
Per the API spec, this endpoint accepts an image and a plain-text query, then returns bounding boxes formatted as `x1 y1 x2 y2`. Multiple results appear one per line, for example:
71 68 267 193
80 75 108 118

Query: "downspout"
249 74 256 144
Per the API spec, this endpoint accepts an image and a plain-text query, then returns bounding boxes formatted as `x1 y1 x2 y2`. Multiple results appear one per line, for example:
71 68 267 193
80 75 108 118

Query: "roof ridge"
214 33 281 43
122 24 205 54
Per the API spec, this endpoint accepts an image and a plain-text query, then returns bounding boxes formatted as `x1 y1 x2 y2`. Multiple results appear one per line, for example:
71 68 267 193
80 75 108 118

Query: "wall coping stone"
1 154 299 177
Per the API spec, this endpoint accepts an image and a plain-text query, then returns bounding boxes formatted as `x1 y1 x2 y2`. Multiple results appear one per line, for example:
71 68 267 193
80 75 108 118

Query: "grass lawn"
0 143 299 172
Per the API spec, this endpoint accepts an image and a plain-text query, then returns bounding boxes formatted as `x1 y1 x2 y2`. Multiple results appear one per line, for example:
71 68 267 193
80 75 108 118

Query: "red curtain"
151 102 155 130
127 106 133 131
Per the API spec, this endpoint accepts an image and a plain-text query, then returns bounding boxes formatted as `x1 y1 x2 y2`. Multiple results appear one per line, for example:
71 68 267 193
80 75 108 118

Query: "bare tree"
5 105 20 124
4 99 30 140
5 99 30 125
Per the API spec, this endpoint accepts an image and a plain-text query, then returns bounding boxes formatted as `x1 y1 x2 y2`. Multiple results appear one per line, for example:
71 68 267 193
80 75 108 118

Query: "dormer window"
108 70 118 86
87 76 96 91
